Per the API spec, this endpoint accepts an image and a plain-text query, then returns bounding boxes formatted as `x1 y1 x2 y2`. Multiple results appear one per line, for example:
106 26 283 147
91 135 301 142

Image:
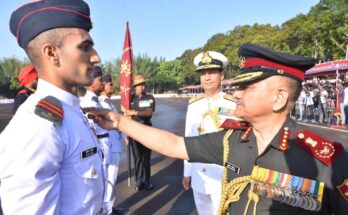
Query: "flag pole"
119 21 133 186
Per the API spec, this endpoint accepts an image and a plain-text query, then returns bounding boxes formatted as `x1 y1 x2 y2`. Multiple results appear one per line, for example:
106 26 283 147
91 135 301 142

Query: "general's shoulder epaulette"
35 96 64 126
220 119 249 130
189 94 204 104
223 94 236 102
296 130 343 166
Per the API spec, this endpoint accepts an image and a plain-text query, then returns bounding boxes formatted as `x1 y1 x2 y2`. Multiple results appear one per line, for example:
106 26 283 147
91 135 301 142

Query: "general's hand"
182 176 191 190
124 109 137 116
82 107 120 130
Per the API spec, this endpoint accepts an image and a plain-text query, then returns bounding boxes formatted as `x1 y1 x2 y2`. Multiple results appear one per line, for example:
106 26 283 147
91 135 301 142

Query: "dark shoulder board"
295 130 343 166
223 94 236 102
189 94 204 104
35 96 64 126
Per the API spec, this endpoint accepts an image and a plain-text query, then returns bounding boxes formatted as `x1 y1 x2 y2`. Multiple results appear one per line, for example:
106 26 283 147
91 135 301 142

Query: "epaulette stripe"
37 100 63 118
37 103 64 119
39 99 64 116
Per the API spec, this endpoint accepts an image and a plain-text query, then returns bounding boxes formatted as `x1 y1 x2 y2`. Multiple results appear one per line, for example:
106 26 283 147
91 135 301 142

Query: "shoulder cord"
200 107 222 135
217 129 259 215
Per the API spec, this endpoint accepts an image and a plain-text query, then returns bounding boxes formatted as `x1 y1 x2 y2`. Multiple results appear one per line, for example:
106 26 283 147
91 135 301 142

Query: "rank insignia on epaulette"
220 119 249 130
337 179 348 201
35 96 64 126
296 130 343 166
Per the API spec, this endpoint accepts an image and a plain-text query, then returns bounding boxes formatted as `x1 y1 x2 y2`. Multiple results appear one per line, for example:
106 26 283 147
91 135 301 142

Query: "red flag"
119 22 133 111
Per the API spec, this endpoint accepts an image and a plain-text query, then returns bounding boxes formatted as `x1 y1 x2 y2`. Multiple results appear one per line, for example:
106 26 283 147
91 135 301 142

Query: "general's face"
232 77 276 121
104 82 115 94
199 69 223 92
56 28 100 87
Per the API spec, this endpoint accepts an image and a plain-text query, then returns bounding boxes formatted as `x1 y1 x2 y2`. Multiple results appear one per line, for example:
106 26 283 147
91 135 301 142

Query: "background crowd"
291 76 348 126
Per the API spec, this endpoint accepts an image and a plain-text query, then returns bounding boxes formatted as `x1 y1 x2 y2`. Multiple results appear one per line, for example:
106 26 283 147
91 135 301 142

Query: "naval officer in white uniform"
0 0 104 214
182 51 237 215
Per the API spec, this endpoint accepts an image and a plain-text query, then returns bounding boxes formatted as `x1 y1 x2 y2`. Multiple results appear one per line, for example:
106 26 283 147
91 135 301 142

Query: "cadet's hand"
182 176 191 190
82 107 120 130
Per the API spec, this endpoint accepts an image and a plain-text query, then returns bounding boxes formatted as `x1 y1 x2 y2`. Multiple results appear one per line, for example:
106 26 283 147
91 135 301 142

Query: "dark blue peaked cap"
10 0 92 49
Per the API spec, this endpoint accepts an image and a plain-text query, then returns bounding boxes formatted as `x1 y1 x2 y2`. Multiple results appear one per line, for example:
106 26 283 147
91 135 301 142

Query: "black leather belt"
96 133 109 139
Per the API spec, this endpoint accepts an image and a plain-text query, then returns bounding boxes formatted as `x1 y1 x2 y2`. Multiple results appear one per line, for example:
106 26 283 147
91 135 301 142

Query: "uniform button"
202 168 206 172
91 168 97 175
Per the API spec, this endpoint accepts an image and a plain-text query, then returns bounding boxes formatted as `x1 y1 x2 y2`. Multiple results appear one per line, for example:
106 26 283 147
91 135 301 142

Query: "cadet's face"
200 69 223 92
104 82 115 94
57 29 101 89
93 76 104 93
232 78 275 121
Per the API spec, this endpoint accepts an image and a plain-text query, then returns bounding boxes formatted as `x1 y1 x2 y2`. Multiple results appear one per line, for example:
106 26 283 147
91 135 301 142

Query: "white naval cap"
193 51 229 72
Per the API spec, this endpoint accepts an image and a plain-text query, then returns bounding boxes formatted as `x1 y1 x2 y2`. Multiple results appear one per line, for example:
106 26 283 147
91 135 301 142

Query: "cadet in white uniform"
0 1 104 213
80 67 116 215
99 73 125 215
183 51 236 215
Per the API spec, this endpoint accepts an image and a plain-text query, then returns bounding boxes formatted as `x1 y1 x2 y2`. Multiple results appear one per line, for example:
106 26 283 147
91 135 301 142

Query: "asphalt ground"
0 97 347 214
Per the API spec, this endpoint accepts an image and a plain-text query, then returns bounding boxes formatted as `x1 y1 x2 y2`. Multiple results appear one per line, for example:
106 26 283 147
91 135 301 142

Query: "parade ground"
0 97 347 215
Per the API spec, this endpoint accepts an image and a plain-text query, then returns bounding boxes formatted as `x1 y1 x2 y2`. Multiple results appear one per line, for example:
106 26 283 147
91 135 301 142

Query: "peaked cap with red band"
10 0 92 49
230 43 316 86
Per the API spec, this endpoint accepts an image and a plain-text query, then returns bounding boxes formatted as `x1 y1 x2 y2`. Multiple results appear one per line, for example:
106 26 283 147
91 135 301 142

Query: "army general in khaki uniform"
85 43 348 215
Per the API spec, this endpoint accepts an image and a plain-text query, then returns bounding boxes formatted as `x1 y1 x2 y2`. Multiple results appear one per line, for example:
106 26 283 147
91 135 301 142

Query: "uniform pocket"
73 157 101 179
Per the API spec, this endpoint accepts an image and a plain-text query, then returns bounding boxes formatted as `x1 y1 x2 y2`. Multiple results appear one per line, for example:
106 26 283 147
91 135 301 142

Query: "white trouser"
340 103 345 124
193 190 221 215
102 152 121 214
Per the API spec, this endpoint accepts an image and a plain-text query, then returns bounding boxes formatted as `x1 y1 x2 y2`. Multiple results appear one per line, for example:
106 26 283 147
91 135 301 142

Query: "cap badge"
337 179 348 201
239 57 246 69
200 51 213 64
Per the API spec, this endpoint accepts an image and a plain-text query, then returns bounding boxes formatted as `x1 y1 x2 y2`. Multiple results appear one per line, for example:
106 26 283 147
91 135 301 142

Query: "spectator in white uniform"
99 73 125 215
0 0 104 214
182 51 237 215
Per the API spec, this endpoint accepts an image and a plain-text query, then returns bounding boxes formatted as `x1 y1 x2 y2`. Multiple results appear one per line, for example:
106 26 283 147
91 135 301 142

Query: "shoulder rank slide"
35 96 64 126
220 119 249 129
189 94 204 104
296 130 343 166
223 94 236 102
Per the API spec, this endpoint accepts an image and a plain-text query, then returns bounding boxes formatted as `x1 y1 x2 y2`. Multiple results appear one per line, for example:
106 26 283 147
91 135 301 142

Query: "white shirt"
344 87 348 106
184 92 237 194
99 95 124 153
0 79 104 214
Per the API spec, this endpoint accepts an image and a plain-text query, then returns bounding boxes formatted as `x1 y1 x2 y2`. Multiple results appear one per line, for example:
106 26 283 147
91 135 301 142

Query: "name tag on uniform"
81 147 97 158
225 161 240 174
139 100 151 108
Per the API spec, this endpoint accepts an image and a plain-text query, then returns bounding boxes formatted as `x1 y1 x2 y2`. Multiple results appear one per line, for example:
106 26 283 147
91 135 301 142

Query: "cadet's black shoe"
143 183 154 190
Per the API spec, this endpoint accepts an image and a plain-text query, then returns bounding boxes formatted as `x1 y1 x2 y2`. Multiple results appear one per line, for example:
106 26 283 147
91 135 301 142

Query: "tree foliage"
0 0 347 97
